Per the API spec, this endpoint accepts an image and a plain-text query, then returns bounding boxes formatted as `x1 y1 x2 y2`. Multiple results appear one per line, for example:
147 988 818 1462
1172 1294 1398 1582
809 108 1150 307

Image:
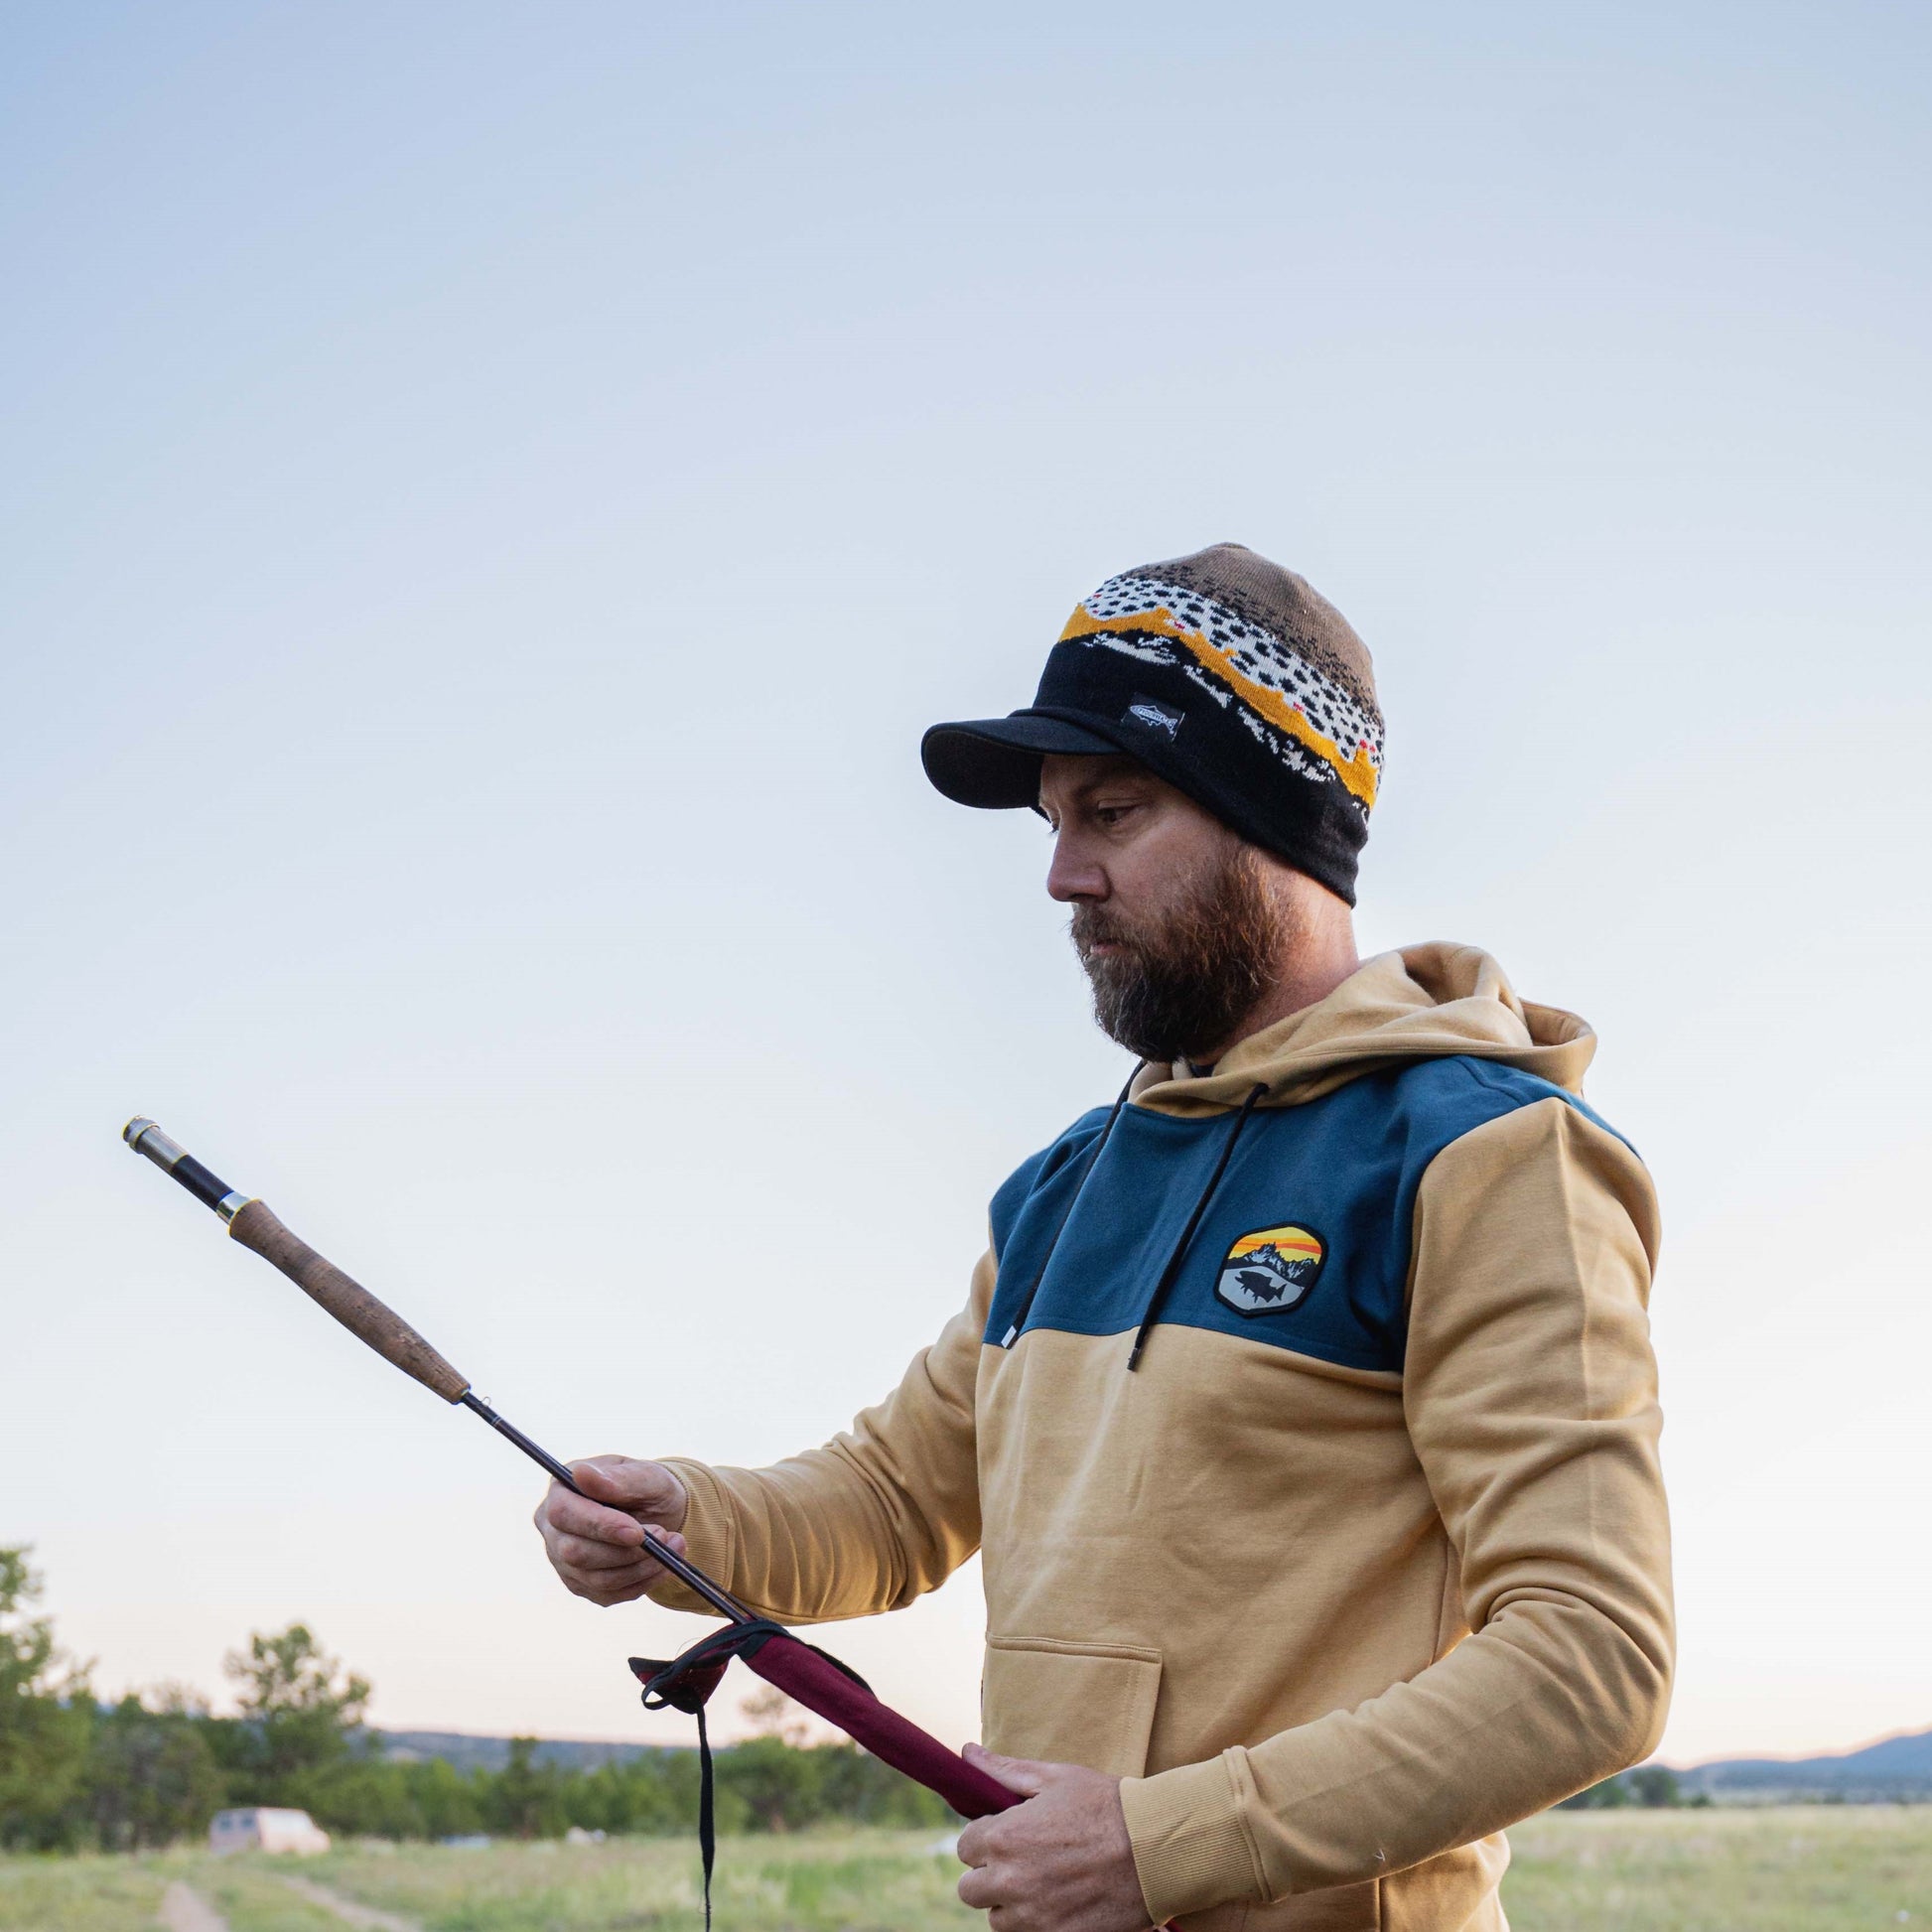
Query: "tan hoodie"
651 944 1673 1931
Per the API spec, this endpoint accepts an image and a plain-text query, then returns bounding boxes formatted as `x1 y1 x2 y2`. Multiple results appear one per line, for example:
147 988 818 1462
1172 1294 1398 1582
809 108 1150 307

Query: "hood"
1131 942 1595 1118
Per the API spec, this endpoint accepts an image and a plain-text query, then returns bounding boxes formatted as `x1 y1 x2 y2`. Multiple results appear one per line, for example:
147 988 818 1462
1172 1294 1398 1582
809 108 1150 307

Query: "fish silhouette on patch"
1216 1223 1325 1316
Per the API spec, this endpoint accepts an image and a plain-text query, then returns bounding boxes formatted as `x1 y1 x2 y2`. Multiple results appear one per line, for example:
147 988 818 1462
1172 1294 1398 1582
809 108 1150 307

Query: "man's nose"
1045 832 1108 903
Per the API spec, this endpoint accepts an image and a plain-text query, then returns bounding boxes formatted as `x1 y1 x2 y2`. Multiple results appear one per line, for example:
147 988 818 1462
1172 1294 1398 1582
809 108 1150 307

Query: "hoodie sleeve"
644 1249 992 1622
1120 1097 1673 1920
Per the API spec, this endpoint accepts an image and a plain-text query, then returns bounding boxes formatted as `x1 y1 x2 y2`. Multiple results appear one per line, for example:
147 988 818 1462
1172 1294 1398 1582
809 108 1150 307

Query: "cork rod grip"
226 1199 471 1403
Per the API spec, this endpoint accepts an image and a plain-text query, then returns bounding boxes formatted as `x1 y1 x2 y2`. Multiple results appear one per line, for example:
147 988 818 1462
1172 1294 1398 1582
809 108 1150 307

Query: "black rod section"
460 1393 752 1624
125 1117 242 1213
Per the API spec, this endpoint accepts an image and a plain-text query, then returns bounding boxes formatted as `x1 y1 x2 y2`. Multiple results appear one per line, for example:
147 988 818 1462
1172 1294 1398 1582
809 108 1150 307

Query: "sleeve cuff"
642 1459 738 1616
1120 1749 1267 1923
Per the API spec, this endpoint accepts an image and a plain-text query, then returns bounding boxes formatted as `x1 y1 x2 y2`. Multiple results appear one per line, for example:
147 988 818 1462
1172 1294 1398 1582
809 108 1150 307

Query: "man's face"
1037 754 1289 1064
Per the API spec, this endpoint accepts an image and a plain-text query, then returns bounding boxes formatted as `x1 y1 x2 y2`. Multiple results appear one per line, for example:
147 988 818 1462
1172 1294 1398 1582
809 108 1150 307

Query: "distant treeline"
1561 1765 1707 1810
0 1547 947 1854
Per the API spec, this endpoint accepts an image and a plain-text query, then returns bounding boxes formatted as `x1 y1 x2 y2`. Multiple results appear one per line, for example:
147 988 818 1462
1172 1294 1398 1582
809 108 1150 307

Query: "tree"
82 1695 224 1850
402 1755 487 1840
6 1581 960 1853
720 1734 819 1833
487 1737 566 1839
1560 1764 1693 1811
809 1741 950 1828
0 1547 93 1850
221 1624 370 1802
560 1752 694 1837
1558 1773 1630 1809
1625 1764 1683 1808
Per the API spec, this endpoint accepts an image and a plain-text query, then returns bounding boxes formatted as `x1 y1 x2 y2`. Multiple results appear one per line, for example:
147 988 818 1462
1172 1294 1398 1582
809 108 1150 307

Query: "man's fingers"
556 1528 686 1573
952 1745 1046 1874
956 1862 1006 1911
962 1741 1050 1797
556 1531 687 1602
532 1458 690 1608
541 1485 649 1547
567 1563 657 1605
956 1870 1037 1931
551 1532 650 1573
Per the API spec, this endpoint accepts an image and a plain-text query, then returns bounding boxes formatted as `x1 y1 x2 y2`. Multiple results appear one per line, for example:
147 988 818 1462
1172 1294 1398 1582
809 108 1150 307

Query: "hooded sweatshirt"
649 944 1672 1932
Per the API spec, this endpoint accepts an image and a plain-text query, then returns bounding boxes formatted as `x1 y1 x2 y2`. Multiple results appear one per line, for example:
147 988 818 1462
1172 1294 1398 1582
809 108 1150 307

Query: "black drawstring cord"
1127 1081 1269 1372
694 1704 714 1932
1001 1062 1144 1348
632 1621 873 1932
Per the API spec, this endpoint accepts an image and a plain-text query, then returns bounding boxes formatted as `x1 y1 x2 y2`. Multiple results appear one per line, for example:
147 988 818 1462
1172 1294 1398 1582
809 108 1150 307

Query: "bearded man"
534 545 1673 1932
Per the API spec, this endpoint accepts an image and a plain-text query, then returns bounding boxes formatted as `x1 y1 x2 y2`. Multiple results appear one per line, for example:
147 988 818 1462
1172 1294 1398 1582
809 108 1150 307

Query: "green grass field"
1505 1807 1930 1930
1 1809 1927 1930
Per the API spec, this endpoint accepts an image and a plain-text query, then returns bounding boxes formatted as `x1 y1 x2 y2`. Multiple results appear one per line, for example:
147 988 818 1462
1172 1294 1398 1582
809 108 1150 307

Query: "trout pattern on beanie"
1060 556 1384 819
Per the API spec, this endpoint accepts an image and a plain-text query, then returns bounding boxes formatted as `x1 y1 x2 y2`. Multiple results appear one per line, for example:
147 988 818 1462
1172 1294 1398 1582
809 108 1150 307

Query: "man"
535 544 1672 1931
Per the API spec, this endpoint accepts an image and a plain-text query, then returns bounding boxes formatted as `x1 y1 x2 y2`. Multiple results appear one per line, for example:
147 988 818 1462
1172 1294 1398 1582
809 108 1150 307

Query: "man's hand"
955 1744 1155 1932
531 1455 691 1605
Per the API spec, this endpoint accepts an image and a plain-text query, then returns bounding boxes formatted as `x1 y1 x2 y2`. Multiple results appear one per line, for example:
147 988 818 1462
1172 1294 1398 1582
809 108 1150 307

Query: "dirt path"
157 1882 227 1932
280 1873 421 1931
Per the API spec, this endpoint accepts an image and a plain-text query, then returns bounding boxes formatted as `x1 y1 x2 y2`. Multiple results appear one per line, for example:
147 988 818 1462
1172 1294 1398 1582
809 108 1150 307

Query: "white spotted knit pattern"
1078 573 1384 808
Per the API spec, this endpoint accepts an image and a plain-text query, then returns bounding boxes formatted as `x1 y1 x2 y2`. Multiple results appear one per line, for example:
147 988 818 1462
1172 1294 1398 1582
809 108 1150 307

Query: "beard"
1070 844 1288 1065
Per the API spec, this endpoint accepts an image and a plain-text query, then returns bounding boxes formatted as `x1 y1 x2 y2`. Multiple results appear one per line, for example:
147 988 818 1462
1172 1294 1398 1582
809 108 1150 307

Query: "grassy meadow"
1505 1806 1930 1930
1 1809 1927 1931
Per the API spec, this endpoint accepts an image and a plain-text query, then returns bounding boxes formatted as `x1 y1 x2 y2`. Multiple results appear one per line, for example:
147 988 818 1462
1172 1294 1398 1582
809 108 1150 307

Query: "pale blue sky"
4 3 1928 1765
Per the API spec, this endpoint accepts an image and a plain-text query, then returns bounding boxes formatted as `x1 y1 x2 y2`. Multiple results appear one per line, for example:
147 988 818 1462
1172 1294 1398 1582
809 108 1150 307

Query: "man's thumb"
963 1741 1050 1797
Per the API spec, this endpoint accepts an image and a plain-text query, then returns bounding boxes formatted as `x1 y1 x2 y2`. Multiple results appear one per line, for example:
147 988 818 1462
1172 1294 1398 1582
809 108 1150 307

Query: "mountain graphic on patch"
1215 1224 1325 1316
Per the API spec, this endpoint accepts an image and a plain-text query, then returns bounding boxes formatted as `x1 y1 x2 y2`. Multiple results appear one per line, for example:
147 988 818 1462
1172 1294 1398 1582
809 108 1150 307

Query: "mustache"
1069 902 1139 958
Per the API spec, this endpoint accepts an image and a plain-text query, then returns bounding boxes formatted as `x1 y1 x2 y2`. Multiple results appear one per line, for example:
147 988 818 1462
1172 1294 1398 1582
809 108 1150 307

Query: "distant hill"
373 1722 1932 1800
374 1730 680 1773
1680 1726 1932 1801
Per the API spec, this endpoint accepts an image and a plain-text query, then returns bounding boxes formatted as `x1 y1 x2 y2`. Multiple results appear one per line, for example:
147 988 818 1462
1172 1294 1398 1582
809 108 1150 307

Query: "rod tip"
123 1117 157 1149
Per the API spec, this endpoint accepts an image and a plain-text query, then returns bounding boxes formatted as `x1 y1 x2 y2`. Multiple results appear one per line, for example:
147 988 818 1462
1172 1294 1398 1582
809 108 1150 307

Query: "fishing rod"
121 1116 753 1626
121 1108 1034 1925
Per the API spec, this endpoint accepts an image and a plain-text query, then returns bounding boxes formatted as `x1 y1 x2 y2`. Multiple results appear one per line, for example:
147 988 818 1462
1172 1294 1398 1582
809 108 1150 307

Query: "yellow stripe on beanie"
1059 602 1380 808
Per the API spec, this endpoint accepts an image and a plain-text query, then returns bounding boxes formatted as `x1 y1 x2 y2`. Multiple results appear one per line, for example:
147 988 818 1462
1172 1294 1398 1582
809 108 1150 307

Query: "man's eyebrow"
1069 778 1149 805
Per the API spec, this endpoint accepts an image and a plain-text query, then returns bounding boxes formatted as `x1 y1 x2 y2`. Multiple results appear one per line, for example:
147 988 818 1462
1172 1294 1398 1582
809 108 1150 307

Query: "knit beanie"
920 543 1384 904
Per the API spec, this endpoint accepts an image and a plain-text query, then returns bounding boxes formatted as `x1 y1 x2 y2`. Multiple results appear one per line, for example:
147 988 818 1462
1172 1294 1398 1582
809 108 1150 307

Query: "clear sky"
3 3 1928 1770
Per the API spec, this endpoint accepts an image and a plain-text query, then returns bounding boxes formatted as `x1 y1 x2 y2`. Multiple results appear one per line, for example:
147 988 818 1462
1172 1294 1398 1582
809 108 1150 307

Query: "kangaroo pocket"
982 1635 1163 1778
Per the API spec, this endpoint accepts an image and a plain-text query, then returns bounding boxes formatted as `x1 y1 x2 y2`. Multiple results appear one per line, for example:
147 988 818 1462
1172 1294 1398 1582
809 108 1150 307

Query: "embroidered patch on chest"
1215 1223 1326 1315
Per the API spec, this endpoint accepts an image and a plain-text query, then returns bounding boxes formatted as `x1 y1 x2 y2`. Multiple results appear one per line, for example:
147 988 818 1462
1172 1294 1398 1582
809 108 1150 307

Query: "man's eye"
1095 805 1134 826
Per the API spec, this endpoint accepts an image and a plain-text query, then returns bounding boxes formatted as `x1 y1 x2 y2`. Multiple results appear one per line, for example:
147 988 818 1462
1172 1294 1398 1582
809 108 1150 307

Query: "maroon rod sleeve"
631 1622 1176 1930
742 1630 1021 1818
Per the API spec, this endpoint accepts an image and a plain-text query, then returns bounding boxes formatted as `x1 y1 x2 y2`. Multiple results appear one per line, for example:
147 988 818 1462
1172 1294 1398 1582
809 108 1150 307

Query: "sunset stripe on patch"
1228 1226 1322 1261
